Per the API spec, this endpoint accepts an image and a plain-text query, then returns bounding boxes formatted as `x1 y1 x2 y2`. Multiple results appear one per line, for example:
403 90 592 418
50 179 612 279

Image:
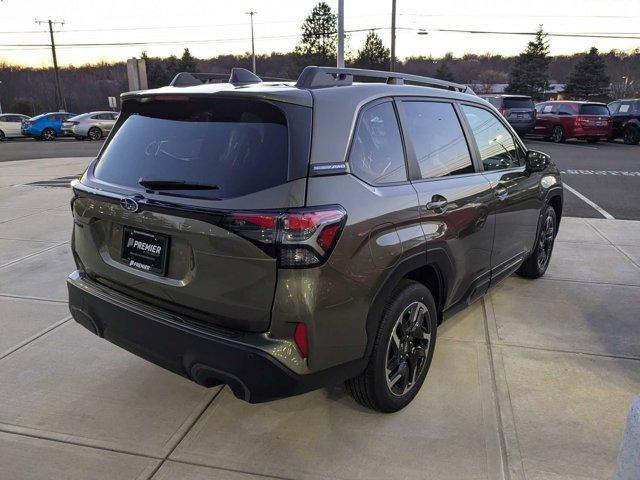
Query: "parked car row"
0 110 118 141
480 94 640 145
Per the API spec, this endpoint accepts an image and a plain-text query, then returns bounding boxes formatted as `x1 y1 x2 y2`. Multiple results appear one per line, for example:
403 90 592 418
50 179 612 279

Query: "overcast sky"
1 0 639 67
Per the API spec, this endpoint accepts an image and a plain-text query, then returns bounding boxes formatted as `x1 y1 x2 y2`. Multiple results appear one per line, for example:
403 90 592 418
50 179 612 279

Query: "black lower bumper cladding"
67 271 356 403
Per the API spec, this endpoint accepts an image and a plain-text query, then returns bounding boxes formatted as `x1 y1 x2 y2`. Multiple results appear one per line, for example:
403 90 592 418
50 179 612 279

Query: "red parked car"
533 101 612 143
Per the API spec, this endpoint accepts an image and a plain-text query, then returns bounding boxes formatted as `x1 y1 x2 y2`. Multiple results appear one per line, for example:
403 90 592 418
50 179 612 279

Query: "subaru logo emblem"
120 197 139 213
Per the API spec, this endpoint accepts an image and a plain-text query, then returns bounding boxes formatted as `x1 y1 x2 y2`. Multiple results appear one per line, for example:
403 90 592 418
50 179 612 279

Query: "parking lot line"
563 183 614 220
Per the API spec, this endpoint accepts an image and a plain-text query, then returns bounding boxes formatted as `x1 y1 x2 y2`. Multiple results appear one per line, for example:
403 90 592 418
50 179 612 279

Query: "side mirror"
525 150 550 172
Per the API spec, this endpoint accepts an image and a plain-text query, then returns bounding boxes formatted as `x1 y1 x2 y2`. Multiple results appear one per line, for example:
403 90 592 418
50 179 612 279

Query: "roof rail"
295 66 474 94
170 68 291 87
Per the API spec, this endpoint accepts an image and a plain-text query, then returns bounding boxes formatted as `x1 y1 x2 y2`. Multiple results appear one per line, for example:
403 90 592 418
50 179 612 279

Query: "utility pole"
390 0 396 71
36 19 66 111
337 0 344 67
246 11 257 74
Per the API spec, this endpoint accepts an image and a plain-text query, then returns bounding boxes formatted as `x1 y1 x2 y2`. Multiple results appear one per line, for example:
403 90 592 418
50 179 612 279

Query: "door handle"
495 187 508 200
426 196 448 211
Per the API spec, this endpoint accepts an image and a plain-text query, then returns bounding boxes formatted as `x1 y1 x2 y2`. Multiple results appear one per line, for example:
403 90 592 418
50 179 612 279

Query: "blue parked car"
22 112 77 140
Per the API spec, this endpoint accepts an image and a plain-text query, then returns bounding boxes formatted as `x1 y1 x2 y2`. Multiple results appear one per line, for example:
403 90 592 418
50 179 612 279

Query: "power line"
432 28 640 40
0 13 393 35
402 12 640 19
0 27 414 50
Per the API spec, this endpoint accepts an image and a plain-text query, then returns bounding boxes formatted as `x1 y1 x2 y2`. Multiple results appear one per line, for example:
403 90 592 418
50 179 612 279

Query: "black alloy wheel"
551 125 565 143
623 126 640 145
385 301 432 397
345 280 437 412
517 205 557 278
536 214 555 271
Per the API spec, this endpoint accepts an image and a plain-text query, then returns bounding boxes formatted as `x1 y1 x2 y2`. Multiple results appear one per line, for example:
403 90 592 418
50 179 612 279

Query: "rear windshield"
580 104 609 116
94 98 292 200
504 97 534 109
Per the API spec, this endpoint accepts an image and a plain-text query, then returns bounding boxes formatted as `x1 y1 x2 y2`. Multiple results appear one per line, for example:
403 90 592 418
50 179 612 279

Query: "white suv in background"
0 113 30 140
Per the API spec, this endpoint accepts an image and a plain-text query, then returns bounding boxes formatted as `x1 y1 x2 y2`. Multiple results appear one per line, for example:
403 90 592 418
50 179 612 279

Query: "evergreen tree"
564 47 610 99
178 48 198 72
141 51 167 88
353 31 390 70
434 62 455 82
506 26 550 99
295 2 337 60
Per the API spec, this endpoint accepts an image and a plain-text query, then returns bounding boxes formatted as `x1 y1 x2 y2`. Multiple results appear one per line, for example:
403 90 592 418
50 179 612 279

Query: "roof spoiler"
170 68 291 87
295 66 474 94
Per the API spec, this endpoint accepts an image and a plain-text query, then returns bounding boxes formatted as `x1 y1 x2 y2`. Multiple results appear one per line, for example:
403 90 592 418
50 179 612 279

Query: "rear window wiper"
139 178 220 190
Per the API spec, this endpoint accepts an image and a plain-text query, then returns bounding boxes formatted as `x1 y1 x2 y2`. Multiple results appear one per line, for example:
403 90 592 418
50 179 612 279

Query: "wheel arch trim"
364 251 450 361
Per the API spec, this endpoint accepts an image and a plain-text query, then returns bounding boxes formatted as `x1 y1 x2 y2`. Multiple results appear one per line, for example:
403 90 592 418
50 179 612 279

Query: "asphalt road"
524 138 640 221
0 137 103 162
1 136 638 220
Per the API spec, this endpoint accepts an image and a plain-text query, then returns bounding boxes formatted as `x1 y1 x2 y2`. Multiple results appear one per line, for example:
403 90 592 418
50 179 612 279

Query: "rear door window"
503 97 534 109
348 101 407 185
558 104 577 115
402 101 474 178
580 104 609 115
461 105 524 171
608 101 621 114
94 98 294 200
618 102 634 114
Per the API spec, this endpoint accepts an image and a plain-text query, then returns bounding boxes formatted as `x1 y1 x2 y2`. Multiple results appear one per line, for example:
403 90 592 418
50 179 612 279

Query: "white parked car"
63 111 119 140
0 113 30 140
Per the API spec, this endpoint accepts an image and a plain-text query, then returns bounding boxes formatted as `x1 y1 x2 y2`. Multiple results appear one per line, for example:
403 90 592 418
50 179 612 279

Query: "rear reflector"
294 323 309 358
221 206 346 269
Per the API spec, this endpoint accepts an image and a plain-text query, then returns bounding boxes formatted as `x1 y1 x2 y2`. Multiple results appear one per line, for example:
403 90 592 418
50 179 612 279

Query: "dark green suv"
68 67 563 412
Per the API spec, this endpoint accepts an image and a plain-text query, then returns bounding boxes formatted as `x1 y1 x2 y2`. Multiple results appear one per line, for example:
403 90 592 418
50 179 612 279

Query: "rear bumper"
67 270 362 403
507 120 535 134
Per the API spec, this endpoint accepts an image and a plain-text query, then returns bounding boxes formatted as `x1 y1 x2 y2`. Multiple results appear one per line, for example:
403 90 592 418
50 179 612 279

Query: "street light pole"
390 0 396 71
246 11 257 74
0 81 3 115
337 0 345 67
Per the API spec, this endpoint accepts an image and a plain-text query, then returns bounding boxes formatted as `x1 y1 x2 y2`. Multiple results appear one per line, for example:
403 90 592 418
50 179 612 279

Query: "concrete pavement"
0 157 639 479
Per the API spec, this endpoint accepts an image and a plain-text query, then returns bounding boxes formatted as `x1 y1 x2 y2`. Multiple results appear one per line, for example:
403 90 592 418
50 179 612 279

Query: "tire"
517 205 557 279
0 130 5 141
586 138 599 144
88 127 102 141
345 279 437 413
623 125 640 145
41 128 56 141
551 125 565 143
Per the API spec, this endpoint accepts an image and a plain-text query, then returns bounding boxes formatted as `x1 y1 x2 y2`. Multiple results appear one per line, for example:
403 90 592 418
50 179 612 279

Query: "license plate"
121 227 169 276
517 113 524 119
596 121 605 126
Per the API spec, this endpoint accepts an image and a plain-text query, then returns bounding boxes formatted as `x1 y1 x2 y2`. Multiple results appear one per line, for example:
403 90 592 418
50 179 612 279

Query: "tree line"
0 1 638 114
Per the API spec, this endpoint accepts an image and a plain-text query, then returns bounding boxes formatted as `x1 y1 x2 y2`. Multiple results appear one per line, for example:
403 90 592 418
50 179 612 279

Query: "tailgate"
71 94 311 332
72 182 305 332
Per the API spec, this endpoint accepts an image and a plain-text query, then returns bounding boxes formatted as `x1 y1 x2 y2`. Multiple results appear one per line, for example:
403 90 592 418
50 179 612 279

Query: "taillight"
294 323 309 358
498 107 506 116
576 116 589 126
221 206 346 268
